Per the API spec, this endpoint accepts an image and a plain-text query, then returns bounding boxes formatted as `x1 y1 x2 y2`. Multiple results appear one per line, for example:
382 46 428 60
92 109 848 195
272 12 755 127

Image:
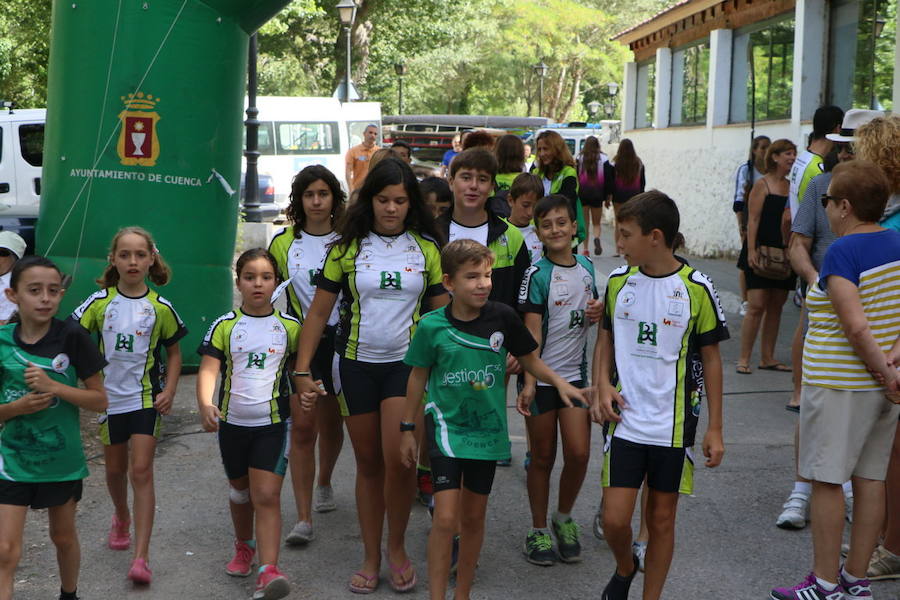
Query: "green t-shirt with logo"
0 319 107 482
404 301 537 460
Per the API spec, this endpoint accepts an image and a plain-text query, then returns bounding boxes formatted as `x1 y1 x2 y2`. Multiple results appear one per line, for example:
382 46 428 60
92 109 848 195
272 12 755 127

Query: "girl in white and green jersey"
268 165 346 546
295 157 450 594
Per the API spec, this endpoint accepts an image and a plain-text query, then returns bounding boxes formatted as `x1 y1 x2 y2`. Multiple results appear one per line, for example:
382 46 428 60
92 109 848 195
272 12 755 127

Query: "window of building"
635 60 656 128
730 15 795 123
828 0 896 110
670 40 710 125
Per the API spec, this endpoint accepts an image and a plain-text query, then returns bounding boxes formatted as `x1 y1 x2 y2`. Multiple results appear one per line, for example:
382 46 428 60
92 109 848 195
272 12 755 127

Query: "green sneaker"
552 517 582 563
523 530 556 566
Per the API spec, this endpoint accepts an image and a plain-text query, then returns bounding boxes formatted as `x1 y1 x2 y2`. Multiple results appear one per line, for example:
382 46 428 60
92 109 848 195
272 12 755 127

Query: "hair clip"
152 244 160 254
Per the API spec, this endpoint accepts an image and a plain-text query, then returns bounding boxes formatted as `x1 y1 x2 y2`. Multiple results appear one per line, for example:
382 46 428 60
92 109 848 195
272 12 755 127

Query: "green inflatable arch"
38 0 290 366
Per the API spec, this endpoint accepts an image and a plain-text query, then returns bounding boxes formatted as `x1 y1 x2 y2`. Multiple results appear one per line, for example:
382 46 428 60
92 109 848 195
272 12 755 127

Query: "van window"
18 124 44 167
275 121 338 155
564 139 576 156
241 122 275 156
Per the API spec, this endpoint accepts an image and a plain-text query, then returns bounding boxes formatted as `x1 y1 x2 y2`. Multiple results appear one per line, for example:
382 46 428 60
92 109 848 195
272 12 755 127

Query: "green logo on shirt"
246 352 267 369
308 269 317 285
637 322 658 346
569 309 585 329
115 333 135 352
380 271 402 290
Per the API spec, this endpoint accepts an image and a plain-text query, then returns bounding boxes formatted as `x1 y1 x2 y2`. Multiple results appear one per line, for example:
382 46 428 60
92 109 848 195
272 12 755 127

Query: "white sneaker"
314 485 336 513
592 506 604 540
285 520 314 545
776 492 809 529
844 494 853 523
739 301 749 316
632 541 648 572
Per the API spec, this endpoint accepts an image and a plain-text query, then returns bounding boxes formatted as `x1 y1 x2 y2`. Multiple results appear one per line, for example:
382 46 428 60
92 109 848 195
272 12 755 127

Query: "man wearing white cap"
0 231 27 324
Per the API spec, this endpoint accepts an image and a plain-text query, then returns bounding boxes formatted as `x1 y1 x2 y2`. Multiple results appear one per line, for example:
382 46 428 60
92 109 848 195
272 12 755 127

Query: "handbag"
753 245 792 280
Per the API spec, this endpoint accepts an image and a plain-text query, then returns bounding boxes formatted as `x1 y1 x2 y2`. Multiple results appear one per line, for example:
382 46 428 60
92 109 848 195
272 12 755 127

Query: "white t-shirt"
0 272 14 321
516 224 543 264
449 220 489 247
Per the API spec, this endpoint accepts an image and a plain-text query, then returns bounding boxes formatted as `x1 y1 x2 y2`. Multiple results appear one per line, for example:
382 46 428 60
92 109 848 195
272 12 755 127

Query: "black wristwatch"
400 421 416 432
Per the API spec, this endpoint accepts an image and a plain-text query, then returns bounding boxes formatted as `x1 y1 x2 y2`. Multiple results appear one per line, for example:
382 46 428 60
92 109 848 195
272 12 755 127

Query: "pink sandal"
349 571 379 594
387 558 417 593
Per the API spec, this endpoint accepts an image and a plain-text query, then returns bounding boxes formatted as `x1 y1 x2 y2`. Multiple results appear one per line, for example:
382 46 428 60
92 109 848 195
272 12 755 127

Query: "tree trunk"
559 64 583 122
547 64 568 120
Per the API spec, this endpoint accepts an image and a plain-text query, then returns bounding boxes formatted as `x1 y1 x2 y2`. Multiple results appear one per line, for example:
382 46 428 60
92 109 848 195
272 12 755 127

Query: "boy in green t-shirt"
399 239 589 600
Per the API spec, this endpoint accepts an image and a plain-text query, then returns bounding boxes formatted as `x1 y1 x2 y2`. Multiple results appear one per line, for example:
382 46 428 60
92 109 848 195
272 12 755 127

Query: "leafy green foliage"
0 0 52 108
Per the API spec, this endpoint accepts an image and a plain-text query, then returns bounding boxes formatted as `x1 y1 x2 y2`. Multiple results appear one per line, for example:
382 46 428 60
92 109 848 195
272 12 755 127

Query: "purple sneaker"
839 571 872 600
770 573 845 600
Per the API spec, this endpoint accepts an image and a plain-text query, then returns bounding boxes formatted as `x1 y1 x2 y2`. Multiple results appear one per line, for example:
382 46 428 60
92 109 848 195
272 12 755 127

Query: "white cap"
0 231 26 259
826 109 885 143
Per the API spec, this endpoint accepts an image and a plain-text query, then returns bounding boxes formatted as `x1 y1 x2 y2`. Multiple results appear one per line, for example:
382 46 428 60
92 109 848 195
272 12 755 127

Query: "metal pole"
398 75 403 115
538 76 544 117
243 33 261 223
344 25 352 103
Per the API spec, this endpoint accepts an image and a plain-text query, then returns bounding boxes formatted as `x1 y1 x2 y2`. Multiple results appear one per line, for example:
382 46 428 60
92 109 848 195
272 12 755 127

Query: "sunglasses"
820 194 838 209
0 249 11 257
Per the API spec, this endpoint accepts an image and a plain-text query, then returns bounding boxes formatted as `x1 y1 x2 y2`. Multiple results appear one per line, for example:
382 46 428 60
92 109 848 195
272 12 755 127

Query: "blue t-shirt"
819 229 900 289
441 149 458 168
881 212 900 233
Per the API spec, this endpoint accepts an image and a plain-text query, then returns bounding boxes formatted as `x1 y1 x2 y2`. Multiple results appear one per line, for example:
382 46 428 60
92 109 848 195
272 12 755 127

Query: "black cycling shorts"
603 436 694 495
217 420 289 480
0 479 83 509
430 454 497 496
337 357 411 417
311 325 338 396
99 407 161 446
517 379 588 416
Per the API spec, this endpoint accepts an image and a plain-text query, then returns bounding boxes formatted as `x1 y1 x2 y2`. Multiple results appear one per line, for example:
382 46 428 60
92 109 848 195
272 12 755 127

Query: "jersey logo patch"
52 353 71 374
115 333 135 353
569 310 585 329
637 322 658 346
489 331 504 352
379 271 402 290
246 352 267 369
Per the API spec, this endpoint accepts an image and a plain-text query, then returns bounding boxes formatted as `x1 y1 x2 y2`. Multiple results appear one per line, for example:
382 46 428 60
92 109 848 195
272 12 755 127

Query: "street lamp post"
532 61 548 117
337 0 357 103
243 33 261 223
394 62 408 115
605 81 619 119
587 100 600 121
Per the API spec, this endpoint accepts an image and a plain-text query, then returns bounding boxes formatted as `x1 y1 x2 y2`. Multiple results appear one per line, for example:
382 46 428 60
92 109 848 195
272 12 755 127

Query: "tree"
0 0 52 107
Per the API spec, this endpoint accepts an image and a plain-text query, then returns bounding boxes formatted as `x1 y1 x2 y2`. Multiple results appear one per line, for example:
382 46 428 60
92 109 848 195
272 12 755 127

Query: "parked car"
0 105 45 207
239 172 280 222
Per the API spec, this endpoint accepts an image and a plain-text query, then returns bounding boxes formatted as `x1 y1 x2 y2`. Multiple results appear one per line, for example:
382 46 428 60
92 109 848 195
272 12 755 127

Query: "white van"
0 108 45 206
243 97 381 209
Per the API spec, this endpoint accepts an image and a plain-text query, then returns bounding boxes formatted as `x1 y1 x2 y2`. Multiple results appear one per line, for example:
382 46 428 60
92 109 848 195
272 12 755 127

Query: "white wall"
624 121 809 257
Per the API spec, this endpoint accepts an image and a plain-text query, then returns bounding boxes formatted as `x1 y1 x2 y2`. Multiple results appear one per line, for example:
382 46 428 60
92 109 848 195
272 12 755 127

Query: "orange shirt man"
345 124 379 191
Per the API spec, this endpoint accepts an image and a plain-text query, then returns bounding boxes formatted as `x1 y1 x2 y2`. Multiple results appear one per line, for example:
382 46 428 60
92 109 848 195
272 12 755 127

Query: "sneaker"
593 506 604 540
496 457 512 467
314 485 336 513
523 530 556 566
127 558 152 585
450 535 460 575
252 564 290 600
632 541 648 572
868 545 900 580
285 521 314 546
551 517 582 563
739 300 749 316
844 494 853 524
107 515 131 550
593 237 603 256
416 469 433 507
523 451 531 471
226 540 255 577
839 571 872 599
776 492 809 529
770 572 845 600
601 553 639 600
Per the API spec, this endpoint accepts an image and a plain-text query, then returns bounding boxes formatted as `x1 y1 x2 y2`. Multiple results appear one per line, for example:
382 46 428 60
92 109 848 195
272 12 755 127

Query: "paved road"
17 230 900 599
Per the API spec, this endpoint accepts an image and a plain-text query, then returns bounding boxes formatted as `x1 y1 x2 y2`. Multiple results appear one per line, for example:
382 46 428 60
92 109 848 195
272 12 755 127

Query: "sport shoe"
524 451 531 471
450 535 460 575
601 553 639 600
770 572 845 599
107 515 131 550
127 558 152 584
632 541 648 572
551 517 582 563
252 564 290 600
314 485 336 513
868 545 900 580
226 539 255 577
776 492 809 529
285 521 314 545
523 530 556 566
416 469 433 507
496 457 512 467
844 494 853 524
839 570 872 599
739 300 749 316
593 237 603 256
593 506 604 540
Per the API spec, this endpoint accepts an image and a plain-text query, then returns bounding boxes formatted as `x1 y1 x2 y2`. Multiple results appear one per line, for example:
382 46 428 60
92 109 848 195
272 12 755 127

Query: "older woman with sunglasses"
771 160 900 600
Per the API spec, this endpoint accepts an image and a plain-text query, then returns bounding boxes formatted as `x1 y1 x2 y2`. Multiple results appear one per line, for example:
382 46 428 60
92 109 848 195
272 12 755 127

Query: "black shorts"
337 357 411 417
602 436 694 495
0 479 83 509
430 454 497 496
579 186 606 208
217 421 289 480
311 325 338 396
517 379 588 416
99 407 161 445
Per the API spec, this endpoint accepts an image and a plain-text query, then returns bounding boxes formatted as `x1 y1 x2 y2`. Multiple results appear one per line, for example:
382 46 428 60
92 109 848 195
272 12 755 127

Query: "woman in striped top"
771 160 900 600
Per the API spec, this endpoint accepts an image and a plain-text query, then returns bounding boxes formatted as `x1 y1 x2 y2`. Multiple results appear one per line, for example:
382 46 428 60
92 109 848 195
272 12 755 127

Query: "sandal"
759 363 792 372
735 364 751 375
387 558 417 593
349 571 379 594
785 404 800 413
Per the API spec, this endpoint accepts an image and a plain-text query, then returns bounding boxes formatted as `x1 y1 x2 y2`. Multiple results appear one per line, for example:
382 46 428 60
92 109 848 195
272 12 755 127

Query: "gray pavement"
17 229 900 599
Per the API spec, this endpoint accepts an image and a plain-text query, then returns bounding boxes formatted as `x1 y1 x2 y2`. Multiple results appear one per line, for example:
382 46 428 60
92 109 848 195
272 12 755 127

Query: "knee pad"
229 486 250 505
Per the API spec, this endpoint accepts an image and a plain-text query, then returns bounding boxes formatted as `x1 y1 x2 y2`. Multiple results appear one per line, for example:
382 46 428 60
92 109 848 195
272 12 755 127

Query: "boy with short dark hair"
506 173 545 264
400 238 590 600
420 176 452 220
592 190 728 600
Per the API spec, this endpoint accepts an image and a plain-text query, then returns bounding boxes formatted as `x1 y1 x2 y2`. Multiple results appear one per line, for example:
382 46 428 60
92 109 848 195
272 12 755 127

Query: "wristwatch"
400 421 416 432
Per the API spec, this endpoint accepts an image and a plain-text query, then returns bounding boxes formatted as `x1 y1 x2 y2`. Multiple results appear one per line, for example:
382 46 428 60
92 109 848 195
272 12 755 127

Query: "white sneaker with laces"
314 485 336 513
632 541 648 572
285 521 314 545
775 492 809 529
844 494 853 524
739 301 749 316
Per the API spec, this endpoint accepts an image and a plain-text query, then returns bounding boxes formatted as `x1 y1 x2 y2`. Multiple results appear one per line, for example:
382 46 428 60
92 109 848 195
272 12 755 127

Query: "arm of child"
700 344 725 467
153 342 182 416
294 288 338 398
400 365 430 469
24 364 107 412
590 327 626 424
0 391 55 422
196 354 222 432
516 312 542 417
517 352 589 409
